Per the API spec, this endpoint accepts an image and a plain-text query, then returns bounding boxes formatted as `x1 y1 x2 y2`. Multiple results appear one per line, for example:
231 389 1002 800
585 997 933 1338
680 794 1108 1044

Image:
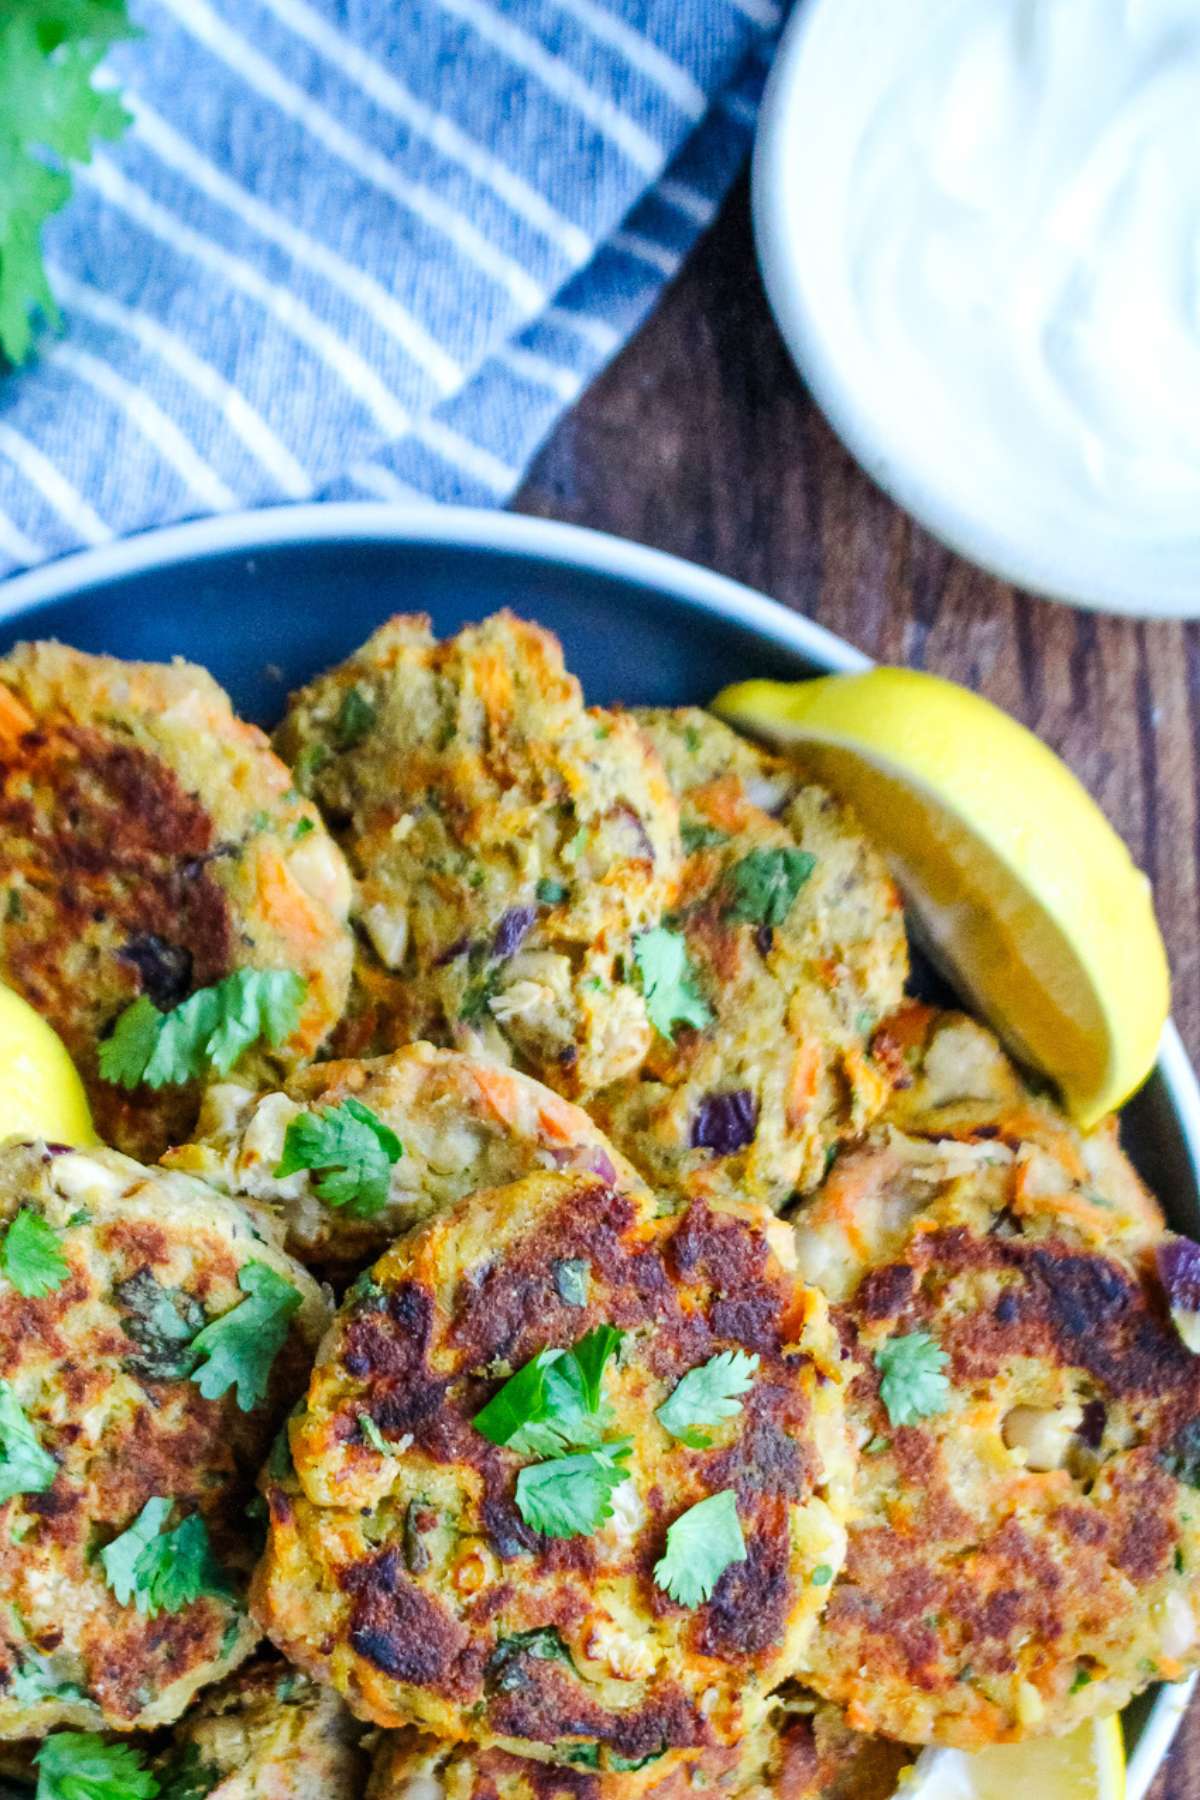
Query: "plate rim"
2 498 1196 1791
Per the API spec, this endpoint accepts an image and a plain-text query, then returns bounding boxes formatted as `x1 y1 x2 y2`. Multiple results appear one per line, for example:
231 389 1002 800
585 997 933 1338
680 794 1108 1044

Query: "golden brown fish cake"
800 1144 1200 1746
167 1044 650 1270
367 1693 910 1800
253 1171 855 1774
157 1656 367 1800
590 710 906 1213
0 1140 329 1738
795 1004 1161 1302
0 642 354 1161
273 613 681 1100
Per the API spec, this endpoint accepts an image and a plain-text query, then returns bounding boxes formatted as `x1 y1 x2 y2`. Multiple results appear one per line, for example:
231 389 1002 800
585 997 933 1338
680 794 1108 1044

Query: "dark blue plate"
0 503 1194 1791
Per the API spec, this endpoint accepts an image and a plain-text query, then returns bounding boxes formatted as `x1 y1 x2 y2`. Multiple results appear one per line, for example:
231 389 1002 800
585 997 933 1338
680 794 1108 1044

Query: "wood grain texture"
513 176 1200 1800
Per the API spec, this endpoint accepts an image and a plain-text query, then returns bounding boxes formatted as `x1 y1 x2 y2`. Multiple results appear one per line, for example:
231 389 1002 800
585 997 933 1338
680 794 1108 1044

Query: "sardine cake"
253 1170 856 1777
796 1099 1200 1745
592 709 906 1212
366 1693 909 1800
273 613 680 1099
0 1141 328 1738
167 1044 649 1269
0 642 353 1160
156 1656 366 1800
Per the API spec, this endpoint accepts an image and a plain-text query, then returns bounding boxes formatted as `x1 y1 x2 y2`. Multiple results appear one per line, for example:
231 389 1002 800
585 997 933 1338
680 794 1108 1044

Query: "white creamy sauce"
845 0 1200 543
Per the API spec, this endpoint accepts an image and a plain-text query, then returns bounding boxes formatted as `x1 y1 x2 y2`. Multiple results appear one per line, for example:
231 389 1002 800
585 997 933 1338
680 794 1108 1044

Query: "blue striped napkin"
0 0 782 580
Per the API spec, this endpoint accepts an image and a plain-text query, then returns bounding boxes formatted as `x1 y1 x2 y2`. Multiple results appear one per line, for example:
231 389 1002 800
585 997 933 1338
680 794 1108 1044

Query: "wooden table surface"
513 176 1200 1800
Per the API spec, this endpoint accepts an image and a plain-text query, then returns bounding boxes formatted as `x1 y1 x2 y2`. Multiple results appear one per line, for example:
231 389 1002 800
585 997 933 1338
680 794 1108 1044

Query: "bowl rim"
1 498 1196 1789
750 0 1200 621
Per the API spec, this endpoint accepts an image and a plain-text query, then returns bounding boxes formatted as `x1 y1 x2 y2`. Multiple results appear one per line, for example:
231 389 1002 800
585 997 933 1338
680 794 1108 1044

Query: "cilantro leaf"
189 1261 302 1413
114 1270 204 1384
9 1654 86 1707
36 1732 159 1800
274 1097 403 1219
99 970 307 1091
653 1489 746 1608
874 1331 951 1428
0 2 137 367
1 1208 68 1297
656 1350 759 1448
0 1378 55 1500
102 1497 231 1617
473 1326 622 1457
724 848 816 927
633 927 712 1042
515 1442 631 1539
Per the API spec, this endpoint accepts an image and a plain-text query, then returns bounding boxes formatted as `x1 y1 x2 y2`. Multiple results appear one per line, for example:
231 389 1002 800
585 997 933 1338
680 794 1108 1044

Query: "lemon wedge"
904 1715 1126 1800
0 985 95 1146
714 669 1168 1127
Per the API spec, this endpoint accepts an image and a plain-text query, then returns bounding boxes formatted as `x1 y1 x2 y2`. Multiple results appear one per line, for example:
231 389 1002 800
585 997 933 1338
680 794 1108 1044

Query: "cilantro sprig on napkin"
0 2 137 367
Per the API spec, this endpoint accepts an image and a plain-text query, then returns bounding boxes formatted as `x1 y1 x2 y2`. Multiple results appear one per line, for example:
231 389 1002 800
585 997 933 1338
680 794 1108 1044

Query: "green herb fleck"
115 1271 204 1383
1 1208 68 1298
293 742 329 794
655 1349 759 1448
537 878 568 906
633 926 712 1042
275 1097 403 1219
9 1654 85 1707
811 1563 834 1586
486 1628 573 1690
0 1379 55 1501
1070 1668 1093 1694
680 821 729 854
358 1414 401 1458
874 1332 951 1428
99 969 307 1090
292 817 315 841
334 687 376 748
189 1261 302 1413
553 1259 590 1307
653 1489 746 1609
101 1497 231 1617
563 1746 601 1769
724 848 816 928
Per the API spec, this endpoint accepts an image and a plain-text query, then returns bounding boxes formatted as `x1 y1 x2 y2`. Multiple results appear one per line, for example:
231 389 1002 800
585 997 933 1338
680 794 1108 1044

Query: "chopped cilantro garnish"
189 1261 302 1413
0 1378 55 1500
274 1097 403 1219
724 847 816 927
1 1208 68 1297
653 1489 745 1609
334 687 376 749
874 1331 951 1428
473 1325 621 1457
36 1733 159 1800
633 926 712 1042
655 1349 759 1448
99 970 307 1090
101 1497 231 1617
515 1441 631 1539
1070 1668 1093 1694
292 817 315 841
486 1628 573 1690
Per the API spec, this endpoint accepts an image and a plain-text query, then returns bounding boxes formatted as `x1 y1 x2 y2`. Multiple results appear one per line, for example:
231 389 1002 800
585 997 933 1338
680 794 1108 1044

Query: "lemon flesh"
0 985 95 1147
906 1714 1125 1800
714 669 1168 1128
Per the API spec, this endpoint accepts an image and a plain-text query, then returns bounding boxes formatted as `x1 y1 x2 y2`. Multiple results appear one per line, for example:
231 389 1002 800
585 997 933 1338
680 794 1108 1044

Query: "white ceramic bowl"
752 0 1200 619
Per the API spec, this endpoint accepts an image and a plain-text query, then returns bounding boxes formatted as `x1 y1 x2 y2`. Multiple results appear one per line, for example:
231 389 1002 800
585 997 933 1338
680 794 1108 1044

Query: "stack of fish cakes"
2 616 1199 1800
